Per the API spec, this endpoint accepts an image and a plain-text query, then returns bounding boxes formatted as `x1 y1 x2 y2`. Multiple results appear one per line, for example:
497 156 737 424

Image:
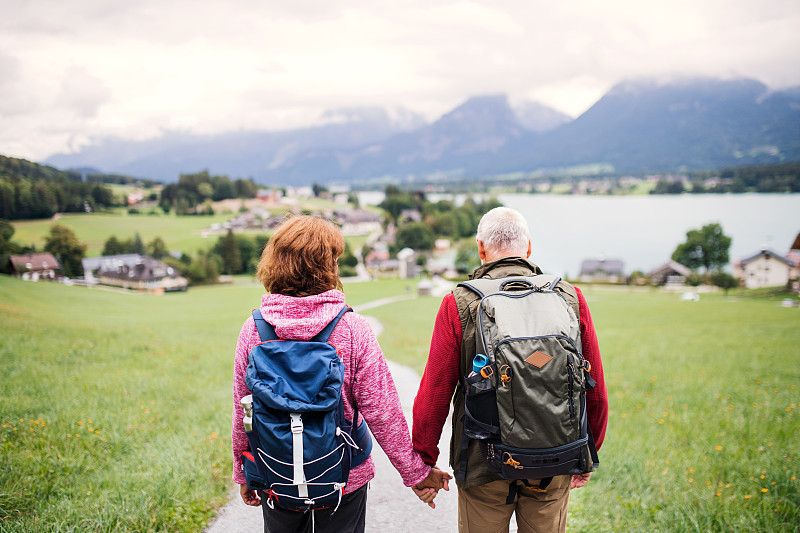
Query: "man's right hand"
412 465 452 508
570 472 591 489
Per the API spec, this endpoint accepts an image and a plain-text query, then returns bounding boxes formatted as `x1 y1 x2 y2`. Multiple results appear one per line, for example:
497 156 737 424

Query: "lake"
360 191 800 277
498 193 800 277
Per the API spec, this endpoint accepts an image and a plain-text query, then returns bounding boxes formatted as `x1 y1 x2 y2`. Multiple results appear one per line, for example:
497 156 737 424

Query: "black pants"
261 484 368 533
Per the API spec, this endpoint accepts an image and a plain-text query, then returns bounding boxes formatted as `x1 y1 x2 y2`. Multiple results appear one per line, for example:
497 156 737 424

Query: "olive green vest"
450 256 580 488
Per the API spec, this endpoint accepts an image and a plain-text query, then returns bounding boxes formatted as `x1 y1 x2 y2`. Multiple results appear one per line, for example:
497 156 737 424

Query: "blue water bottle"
467 354 493 391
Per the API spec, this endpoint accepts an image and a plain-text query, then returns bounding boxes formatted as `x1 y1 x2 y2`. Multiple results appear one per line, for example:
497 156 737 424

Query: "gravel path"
204 314 460 533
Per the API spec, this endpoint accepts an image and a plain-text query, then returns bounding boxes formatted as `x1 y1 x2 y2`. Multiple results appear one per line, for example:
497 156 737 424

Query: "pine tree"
131 232 145 255
219 230 241 275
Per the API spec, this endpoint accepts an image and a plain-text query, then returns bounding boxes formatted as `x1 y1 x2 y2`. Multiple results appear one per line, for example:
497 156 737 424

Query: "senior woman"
231 215 449 533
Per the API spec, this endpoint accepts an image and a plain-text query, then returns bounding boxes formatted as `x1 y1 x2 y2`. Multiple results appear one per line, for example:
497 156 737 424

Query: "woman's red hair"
256 215 344 297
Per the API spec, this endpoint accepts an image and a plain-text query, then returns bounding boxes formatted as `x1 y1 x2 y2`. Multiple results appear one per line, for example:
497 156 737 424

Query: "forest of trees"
0 156 260 220
651 162 800 194
158 171 257 214
380 185 502 251
0 155 118 219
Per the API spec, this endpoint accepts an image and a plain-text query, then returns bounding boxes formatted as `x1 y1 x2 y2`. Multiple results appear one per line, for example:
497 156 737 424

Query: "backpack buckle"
290 414 304 434
499 364 512 388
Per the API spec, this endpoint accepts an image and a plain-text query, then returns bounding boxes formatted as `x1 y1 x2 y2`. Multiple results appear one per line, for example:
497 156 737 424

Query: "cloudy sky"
1 0 799 162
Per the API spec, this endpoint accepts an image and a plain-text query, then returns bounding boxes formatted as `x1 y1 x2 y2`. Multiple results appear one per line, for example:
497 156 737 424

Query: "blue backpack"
240 305 373 512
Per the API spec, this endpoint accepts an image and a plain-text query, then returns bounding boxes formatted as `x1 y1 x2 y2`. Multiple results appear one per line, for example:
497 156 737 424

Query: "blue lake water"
360 191 800 277
498 193 800 277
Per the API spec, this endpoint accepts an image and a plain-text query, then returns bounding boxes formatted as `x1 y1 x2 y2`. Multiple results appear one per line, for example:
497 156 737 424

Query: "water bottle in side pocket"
467 354 493 392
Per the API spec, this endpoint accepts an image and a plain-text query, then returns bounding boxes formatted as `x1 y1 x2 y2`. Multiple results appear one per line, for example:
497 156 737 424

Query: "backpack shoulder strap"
252 305 352 343
457 277 507 297
251 309 278 341
310 305 351 343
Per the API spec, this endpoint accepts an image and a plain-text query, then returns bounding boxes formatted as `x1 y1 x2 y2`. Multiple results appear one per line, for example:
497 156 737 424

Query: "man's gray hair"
476 207 530 255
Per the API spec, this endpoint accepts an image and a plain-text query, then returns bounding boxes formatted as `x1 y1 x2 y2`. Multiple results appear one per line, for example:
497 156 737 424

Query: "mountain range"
44 77 800 185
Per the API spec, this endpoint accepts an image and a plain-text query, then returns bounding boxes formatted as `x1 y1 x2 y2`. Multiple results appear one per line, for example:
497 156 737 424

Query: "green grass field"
341 286 800 532
0 276 414 532
11 209 372 261
12 213 234 258
568 287 799 532
1 278 798 531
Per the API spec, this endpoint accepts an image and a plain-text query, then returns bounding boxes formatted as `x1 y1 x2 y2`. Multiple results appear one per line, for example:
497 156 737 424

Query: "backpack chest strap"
290 413 309 499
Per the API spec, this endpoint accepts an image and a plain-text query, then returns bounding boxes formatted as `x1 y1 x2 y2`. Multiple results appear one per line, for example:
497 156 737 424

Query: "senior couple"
231 207 608 533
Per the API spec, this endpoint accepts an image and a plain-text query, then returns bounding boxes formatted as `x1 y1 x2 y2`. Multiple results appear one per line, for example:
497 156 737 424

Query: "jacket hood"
259 290 348 341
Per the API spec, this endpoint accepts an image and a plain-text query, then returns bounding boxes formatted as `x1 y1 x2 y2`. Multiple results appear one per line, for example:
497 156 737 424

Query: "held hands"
239 483 262 506
412 465 452 509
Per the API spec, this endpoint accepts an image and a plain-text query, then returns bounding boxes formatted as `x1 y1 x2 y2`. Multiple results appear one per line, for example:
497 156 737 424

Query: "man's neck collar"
471 256 542 279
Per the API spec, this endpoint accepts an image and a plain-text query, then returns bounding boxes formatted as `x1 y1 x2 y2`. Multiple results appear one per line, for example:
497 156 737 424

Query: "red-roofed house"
9 253 60 281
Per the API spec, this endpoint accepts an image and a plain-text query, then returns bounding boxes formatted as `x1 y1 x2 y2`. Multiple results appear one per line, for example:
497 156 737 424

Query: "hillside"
0 155 122 219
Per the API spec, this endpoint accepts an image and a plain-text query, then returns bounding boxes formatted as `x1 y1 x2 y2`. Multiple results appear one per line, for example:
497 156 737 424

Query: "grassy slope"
0 277 412 532
0 277 261 532
1 279 797 531
11 207 370 259
360 287 800 531
567 287 799 532
11 213 233 257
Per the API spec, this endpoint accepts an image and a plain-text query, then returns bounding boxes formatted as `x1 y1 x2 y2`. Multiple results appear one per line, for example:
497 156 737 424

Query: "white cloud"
57 65 111 118
0 0 799 160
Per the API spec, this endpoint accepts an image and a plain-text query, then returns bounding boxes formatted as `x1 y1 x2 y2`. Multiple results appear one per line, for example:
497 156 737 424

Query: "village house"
255 189 282 204
734 248 796 289
787 232 800 277
399 209 422 223
397 248 421 279
82 254 144 284
364 243 395 277
579 258 625 283
126 188 146 205
367 258 401 278
427 239 458 278
9 252 60 281
647 261 692 286
334 209 383 236
83 254 188 293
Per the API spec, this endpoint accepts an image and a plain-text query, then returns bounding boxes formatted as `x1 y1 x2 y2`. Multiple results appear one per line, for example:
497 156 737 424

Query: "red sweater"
412 286 608 466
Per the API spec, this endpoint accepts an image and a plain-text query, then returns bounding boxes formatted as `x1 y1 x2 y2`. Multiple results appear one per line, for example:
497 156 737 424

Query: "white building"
579 258 625 283
734 249 795 289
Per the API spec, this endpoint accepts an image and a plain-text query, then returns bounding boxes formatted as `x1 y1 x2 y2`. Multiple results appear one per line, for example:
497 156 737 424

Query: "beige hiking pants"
457 475 572 533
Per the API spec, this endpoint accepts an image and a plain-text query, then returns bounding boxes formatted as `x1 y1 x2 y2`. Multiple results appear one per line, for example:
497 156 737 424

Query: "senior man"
412 207 608 532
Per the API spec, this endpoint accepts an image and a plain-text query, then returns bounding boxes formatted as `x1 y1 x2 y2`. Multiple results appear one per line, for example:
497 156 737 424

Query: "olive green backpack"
458 274 599 489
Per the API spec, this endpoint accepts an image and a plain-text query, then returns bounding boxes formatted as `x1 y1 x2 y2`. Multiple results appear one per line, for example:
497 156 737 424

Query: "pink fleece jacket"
231 289 431 494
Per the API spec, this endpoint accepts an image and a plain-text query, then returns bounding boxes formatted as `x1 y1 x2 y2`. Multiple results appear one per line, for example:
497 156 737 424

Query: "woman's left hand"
411 465 452 508
239 483 262 506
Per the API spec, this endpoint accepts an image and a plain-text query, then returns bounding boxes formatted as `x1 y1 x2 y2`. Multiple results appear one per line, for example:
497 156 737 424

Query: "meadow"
0 277 798 532
10 196 365 259
11 213 233 258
